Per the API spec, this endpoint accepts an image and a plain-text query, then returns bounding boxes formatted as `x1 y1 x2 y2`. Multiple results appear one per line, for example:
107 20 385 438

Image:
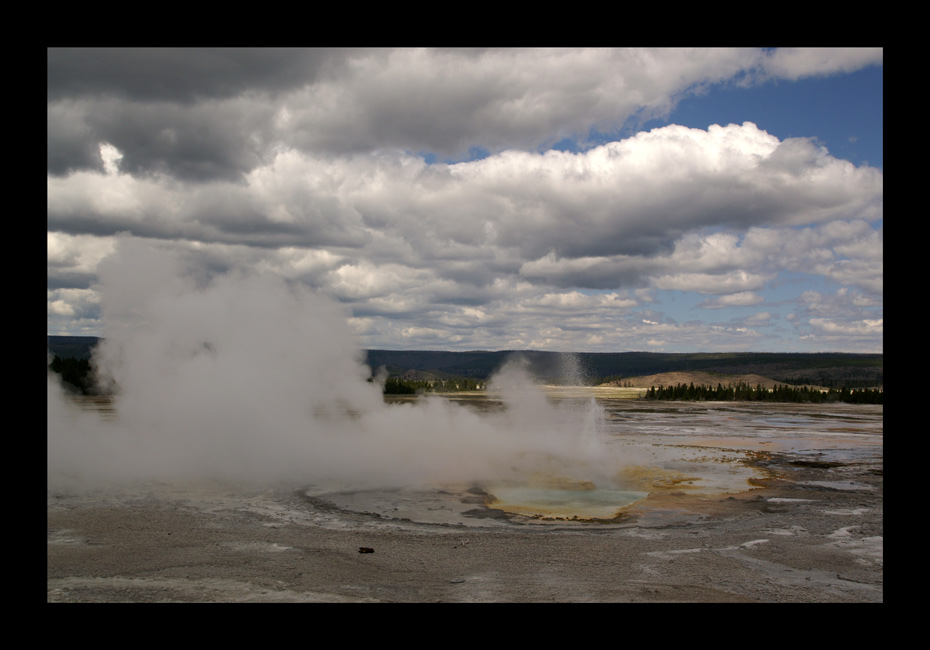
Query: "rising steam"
48 238 618 492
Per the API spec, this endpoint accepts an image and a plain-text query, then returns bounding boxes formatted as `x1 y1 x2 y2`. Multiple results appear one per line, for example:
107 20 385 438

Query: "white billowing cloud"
48 232 115 269
652 270 772 294
741 220 883 295
759 48 883 81
265 247 345 282
201 48 763 162
47 48 883 352
326 261 432 301
47 162 183 241
48 287 97 314
99 142 123 174
788 288 882 351
47 233 116 320
797 288 878 318
47 287 102 336
46 130 882 347
700 292 766 308
667 232 748 273
47 297 75 317
47 231 83 270
524 291 637 311
809 318 883 336
48 122 881 268
447 123 881 259
744 311 774 325
47 47 883 180
45 137 883 349
812 258 883 295
518 252 658 289
615 317 767 351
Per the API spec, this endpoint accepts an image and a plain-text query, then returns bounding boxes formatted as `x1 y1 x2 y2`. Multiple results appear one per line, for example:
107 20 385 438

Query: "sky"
47 48 883 354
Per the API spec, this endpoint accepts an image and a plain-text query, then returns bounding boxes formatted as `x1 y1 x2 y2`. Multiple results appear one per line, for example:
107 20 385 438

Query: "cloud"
741 220 883 296
699 292 766 308
759 48 882 81
47 48 882 181
48 123 881 262
47 48 882 352
809 318 883 336
652 270 772 294
784 289 882 351
47 48 341 103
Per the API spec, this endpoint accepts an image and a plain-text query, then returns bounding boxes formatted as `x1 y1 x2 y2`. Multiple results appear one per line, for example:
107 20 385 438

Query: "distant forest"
382 377 485 394
644 381 882 405
47 336 883 402
48 355 96 395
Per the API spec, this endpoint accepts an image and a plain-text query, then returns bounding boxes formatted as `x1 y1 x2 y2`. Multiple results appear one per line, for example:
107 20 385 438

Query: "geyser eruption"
48 238 625 508
485 355 611 477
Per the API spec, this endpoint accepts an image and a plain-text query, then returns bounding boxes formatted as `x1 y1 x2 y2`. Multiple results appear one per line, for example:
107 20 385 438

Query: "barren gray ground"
47 399 882 603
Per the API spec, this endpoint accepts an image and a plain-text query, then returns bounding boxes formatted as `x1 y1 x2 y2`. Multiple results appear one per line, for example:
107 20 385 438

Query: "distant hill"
46 336 100 360
365 349 883 389
603 371 825 390
46 336 883 389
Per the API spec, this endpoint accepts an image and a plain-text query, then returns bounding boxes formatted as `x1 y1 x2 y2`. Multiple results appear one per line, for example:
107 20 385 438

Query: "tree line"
48 355 97 394
644 381 882 404
382 377 485 394
46 352 881 404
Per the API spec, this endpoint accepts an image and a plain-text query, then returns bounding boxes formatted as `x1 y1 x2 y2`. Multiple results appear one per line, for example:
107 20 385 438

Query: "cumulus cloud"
48 123 881 262
759 47 883 81
809 318 883 336
700 292 766 309
47 48 882 352
47 48 883 180
652 270 772 294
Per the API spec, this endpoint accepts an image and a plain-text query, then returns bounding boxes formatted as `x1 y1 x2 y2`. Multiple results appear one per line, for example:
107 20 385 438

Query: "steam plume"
48 238 617 492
